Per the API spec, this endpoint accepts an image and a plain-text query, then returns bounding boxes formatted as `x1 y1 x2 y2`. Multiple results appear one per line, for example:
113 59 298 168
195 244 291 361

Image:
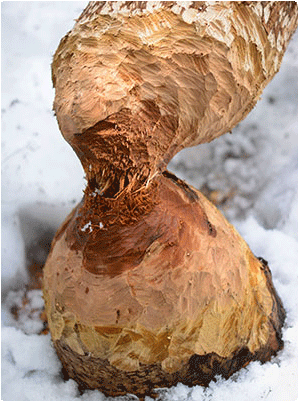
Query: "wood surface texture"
44 1 297 397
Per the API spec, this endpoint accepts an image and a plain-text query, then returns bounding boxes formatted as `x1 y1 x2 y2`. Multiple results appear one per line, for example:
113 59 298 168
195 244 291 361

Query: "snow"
81 221 93 233
1 2 298 401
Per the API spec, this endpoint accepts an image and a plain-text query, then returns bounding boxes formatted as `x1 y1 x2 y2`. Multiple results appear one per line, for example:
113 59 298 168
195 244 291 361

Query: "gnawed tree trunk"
43 1 297 398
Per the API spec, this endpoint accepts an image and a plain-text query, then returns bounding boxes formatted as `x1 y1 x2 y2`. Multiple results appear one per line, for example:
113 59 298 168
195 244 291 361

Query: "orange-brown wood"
44 1 297 397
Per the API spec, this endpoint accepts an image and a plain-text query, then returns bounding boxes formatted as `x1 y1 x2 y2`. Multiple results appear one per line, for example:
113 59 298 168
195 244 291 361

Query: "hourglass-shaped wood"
43 1 297 397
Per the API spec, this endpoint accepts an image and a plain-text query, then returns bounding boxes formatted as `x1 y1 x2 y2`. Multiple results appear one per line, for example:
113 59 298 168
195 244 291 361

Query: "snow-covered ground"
1 2 298 401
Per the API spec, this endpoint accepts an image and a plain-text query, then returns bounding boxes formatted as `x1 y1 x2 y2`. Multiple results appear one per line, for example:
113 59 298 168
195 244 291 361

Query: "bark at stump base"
54 317 284 399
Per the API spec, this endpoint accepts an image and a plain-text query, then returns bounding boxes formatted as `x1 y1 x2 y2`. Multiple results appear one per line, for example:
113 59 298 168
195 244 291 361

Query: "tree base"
53 260 284 398
44 173 286 398
55 338 283 397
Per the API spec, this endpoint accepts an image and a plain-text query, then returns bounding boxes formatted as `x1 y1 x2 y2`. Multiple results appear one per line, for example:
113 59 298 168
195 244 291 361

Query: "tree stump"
43 1 297 398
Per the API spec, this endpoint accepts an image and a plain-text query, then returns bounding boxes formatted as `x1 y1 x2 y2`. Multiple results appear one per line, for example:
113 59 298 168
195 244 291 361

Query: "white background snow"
1 2 298 401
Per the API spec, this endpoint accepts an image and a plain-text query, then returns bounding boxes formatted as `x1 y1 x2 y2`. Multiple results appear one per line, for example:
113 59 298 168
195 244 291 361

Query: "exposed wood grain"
44 1 297 397
52 1 297 194
44 173 285 396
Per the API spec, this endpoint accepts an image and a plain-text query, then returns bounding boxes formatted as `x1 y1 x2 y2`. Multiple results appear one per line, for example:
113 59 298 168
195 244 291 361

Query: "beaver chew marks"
44 1 297 398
